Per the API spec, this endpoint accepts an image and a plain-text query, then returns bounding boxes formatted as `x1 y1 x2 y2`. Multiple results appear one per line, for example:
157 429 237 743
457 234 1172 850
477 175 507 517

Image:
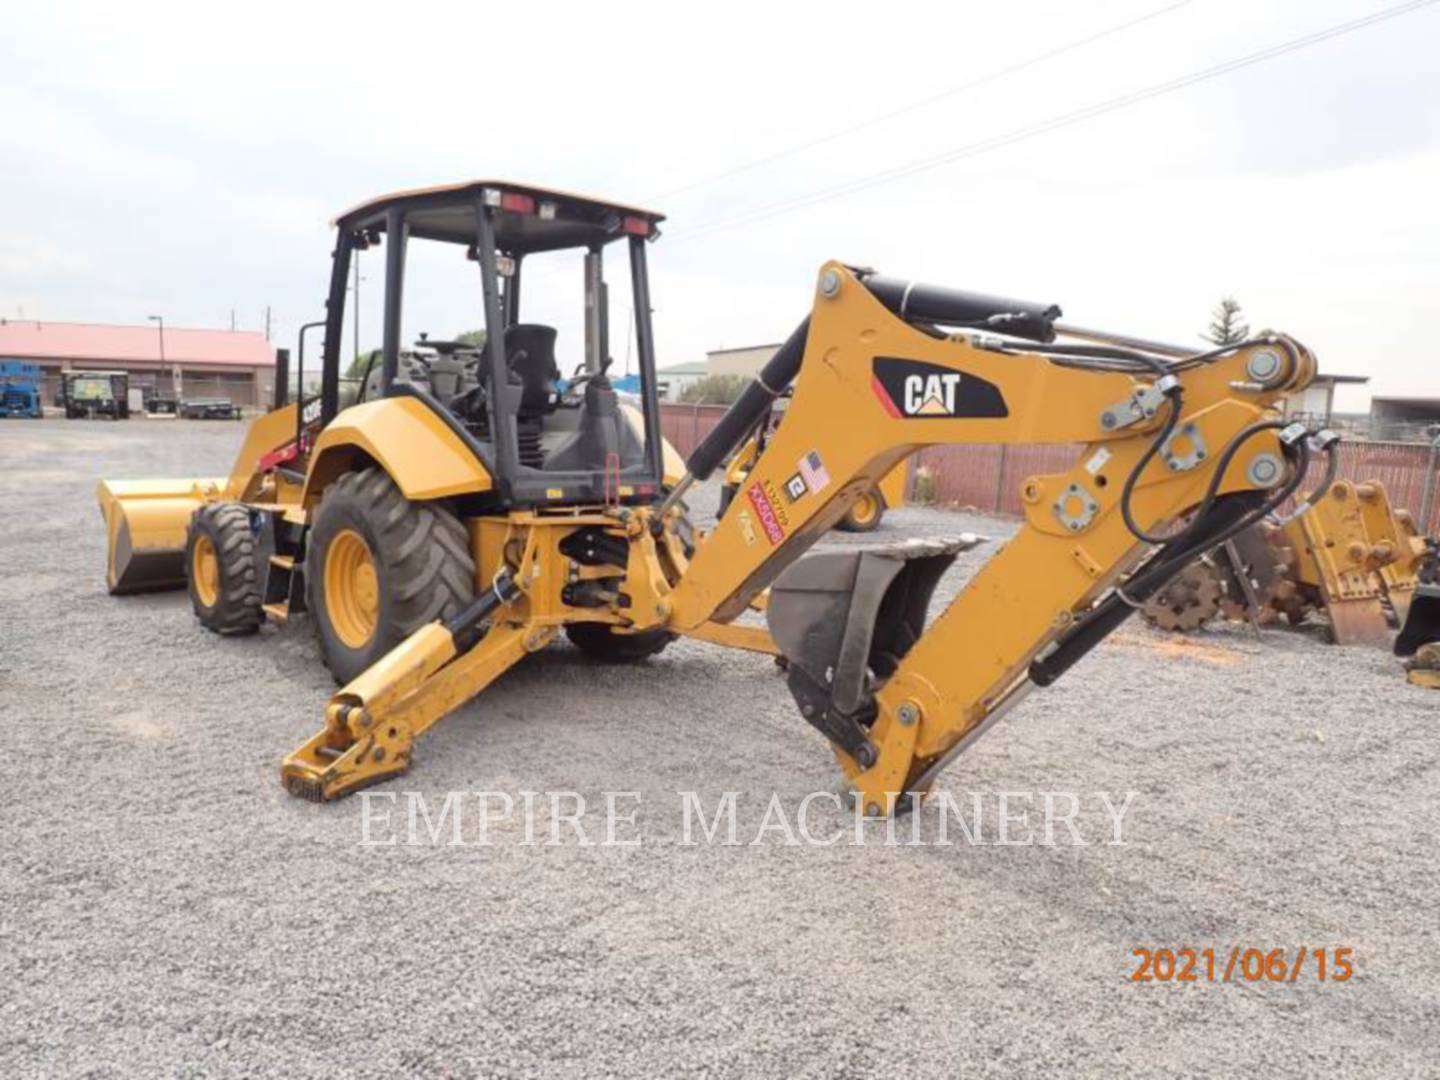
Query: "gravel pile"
2 419 1436 1077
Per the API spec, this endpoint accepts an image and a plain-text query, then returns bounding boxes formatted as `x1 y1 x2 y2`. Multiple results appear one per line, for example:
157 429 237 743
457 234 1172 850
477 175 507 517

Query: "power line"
649 0 1193 202
674 0 1438 242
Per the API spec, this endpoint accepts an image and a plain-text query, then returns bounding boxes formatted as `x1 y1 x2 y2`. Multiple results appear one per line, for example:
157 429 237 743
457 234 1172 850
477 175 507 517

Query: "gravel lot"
2 418 1437 1077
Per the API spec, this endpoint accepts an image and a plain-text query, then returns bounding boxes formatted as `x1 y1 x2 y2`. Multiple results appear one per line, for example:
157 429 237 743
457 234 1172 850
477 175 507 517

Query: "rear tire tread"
307 468 476 681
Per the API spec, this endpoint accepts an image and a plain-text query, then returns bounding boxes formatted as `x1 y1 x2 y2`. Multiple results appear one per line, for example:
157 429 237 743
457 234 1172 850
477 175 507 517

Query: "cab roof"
334 180 666 255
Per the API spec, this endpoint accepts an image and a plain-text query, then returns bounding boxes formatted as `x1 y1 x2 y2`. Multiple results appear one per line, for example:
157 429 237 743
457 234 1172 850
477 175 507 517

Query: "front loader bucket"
1395 583 1440 657
97 478 224 594
766 535 984 767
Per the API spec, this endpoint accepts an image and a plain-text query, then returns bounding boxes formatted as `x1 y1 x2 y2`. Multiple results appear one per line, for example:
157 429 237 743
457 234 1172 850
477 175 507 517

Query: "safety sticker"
784 473 808 502
1084 447 1112 476
736 508 757 546
798 449 830 493
746 483 786 545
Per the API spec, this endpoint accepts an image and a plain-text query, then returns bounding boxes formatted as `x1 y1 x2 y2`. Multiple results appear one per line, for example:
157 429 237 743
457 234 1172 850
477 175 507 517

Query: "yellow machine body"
100 251 1325 813
272 263 1317 804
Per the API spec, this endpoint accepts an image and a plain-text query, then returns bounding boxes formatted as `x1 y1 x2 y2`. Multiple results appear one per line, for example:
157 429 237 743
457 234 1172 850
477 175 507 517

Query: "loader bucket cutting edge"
97 478 225 595
1395 583 1440 657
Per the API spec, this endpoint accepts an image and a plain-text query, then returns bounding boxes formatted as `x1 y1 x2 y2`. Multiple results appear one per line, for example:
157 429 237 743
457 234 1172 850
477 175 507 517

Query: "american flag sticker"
798 450 830 493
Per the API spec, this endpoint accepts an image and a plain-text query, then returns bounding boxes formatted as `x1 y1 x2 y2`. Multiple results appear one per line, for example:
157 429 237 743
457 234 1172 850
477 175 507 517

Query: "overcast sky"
3 0 1437 409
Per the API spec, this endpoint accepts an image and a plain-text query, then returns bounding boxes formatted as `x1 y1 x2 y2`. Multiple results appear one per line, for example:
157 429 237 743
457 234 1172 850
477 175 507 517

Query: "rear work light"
621 216 650 237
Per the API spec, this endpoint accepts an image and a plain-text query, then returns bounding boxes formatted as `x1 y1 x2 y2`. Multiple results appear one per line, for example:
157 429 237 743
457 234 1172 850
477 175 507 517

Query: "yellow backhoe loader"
98 180 1330 814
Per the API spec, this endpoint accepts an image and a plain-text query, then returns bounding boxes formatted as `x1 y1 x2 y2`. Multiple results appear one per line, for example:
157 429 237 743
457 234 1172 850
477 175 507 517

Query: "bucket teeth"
283 773 326 803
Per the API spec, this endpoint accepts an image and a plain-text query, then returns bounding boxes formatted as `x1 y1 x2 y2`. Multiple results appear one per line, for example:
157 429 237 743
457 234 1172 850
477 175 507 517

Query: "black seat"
504 324 560 417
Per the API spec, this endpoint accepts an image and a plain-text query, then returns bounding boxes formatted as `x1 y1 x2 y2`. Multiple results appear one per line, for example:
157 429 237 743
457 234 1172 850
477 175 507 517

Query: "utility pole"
1421 425 1440 534
147 315 169 398
265 305 272 342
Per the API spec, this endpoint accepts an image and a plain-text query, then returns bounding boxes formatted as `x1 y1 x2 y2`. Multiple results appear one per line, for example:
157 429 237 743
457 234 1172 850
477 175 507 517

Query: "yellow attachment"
97 477 226 594
1284 480 1392 647
1352 481 1431 623
323 528 380 648
190 533 220 608
98 403 302 594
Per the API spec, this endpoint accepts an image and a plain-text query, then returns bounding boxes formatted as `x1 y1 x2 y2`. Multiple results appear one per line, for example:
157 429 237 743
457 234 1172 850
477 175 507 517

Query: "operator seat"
504 324 560 417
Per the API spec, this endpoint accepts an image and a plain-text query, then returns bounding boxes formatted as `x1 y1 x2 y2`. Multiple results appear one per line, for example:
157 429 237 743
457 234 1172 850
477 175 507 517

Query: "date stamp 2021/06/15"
1130 947 1354 984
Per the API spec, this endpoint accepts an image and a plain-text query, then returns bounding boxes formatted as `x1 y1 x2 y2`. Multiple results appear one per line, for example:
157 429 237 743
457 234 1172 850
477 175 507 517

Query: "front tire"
565 622 675 663
186 503 263 635
836 486 885 533
307 468 475 683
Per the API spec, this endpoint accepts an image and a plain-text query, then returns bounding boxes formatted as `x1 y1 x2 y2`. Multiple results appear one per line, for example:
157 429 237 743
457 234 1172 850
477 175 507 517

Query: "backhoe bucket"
97 478 224 594
766 535 984 767
1395 583 1440 658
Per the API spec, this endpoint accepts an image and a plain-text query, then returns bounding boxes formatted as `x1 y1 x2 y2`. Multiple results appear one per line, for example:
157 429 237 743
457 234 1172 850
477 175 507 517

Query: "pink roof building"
0 320 275 370
0 320 278 408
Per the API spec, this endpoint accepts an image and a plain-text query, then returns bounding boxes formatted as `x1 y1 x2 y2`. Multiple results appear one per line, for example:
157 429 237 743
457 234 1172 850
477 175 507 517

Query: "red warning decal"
746 483 786 545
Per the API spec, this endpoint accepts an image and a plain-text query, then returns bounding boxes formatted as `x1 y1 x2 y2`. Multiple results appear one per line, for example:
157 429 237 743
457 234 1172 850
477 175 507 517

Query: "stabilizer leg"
280 570 545 801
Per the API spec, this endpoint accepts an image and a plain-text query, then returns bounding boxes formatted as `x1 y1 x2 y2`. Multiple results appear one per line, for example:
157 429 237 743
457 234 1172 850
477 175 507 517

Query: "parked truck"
62 371 130 419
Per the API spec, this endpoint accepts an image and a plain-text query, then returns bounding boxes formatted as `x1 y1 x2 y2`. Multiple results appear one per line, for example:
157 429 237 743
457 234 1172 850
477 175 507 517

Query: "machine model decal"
784 473 808 502
870 357 1008 420
746 482 787 545
798 449 830 493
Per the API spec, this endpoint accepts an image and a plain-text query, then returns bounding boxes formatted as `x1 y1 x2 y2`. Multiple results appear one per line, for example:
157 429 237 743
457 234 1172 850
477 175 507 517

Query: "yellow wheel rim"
850 491 880 527
325 528 379 649
192 534 220 608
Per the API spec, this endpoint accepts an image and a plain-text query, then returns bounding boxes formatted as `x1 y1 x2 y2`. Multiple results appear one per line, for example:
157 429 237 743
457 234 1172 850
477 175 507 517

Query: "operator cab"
317 181 667 507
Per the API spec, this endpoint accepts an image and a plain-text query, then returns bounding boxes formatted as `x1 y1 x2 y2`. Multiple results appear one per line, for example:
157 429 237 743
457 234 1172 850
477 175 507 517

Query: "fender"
304 396 494 504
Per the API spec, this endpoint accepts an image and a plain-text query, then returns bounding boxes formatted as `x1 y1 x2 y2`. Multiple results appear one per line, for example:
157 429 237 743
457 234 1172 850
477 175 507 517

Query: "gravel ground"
2 418 1437 1078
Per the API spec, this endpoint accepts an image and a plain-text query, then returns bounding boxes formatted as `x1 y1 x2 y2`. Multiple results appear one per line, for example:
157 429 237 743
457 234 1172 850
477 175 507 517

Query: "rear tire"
307 468 475 683
186 503 263 635
836 485 885 533
565 622 675 663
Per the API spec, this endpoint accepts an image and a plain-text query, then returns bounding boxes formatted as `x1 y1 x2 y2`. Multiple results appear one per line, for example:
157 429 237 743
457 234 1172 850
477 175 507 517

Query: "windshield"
70 376 115 400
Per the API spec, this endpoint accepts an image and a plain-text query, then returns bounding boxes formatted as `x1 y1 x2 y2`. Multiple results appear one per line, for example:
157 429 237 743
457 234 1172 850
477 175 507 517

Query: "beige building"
705 343 782 378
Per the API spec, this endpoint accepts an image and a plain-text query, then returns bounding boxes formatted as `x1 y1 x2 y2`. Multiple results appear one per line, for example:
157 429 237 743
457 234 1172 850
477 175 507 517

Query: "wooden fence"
658 402 1440 533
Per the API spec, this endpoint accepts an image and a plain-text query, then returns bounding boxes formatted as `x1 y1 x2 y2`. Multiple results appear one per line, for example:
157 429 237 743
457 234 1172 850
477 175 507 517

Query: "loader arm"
664 261 1318 814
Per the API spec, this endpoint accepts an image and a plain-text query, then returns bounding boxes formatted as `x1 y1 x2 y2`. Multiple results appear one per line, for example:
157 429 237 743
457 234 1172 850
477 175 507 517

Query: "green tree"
1203 297 1250 346
344 349 380 380
456 329 486 348
679 374 749 405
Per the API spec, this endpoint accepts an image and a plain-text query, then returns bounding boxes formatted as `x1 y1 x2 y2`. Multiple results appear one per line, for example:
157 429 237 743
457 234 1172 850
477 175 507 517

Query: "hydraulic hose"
1121 418 1293 547
1271 434 1340 525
